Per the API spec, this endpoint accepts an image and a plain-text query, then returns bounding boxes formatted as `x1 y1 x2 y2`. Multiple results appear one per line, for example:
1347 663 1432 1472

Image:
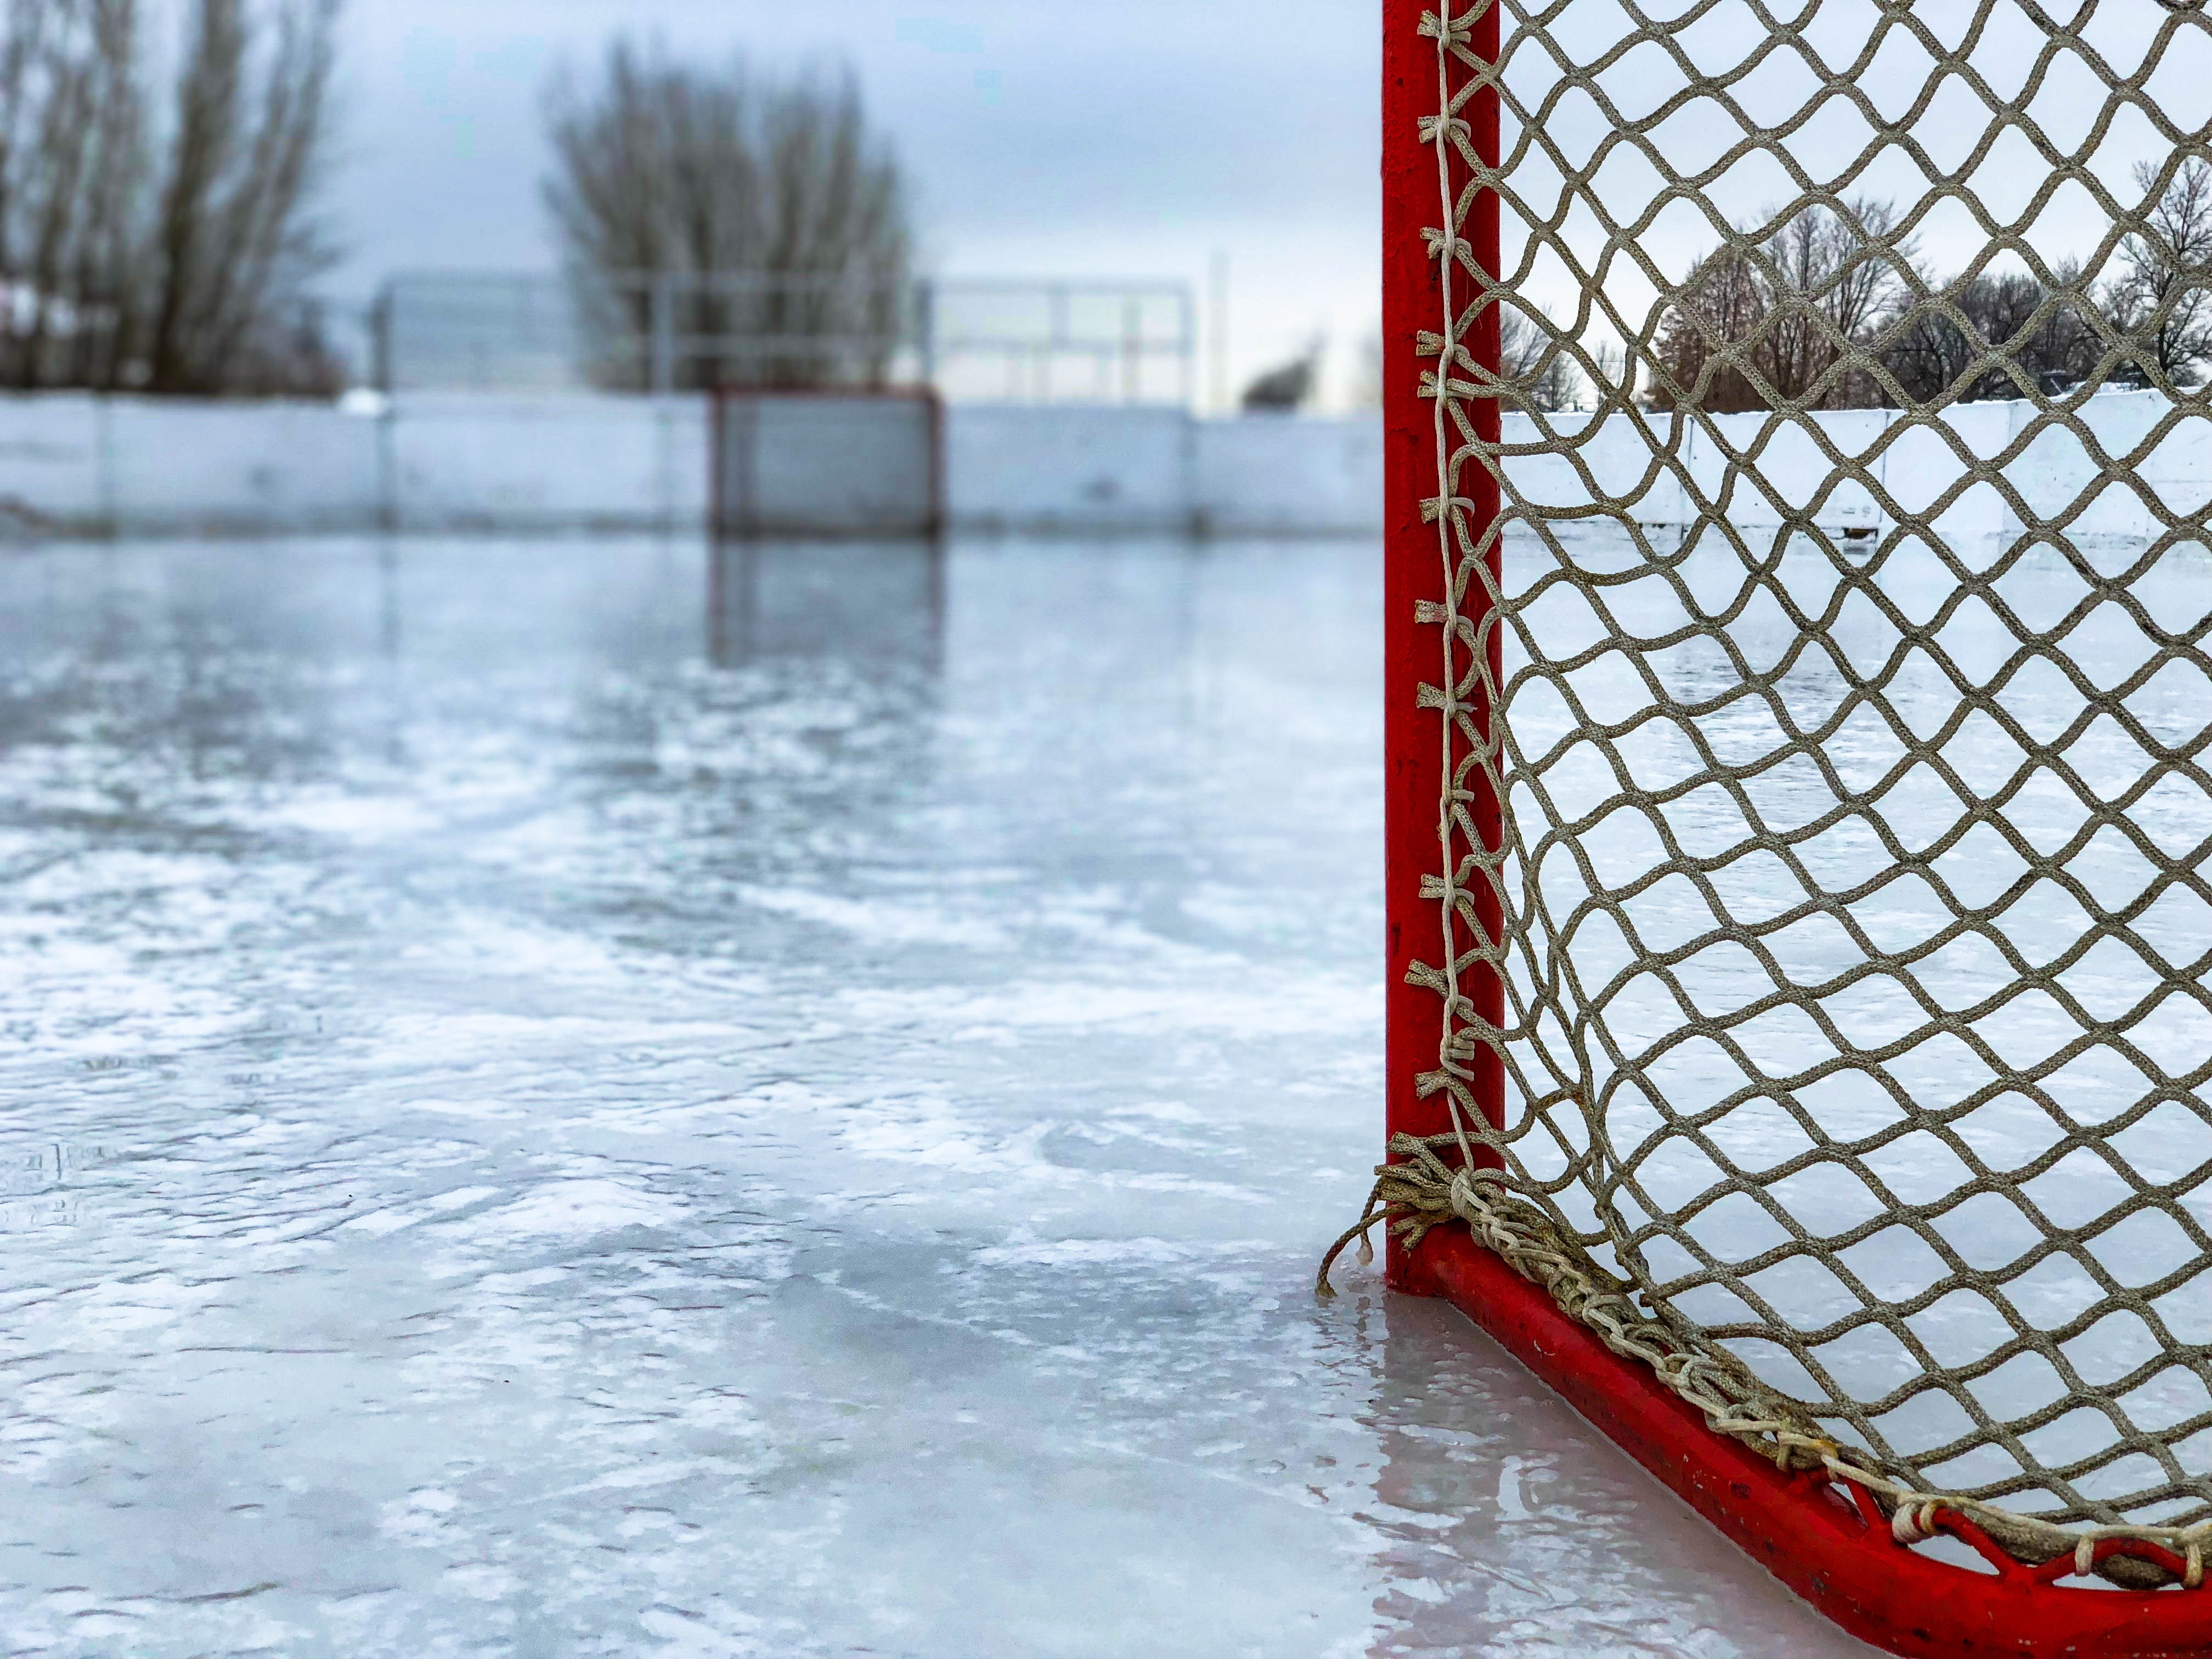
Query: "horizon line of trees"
0 13 918 400
1493 162 2212 417
1622 163 2212 415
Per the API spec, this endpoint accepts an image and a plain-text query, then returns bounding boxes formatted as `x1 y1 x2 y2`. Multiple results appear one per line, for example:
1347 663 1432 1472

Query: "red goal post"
1376 2 2212 1655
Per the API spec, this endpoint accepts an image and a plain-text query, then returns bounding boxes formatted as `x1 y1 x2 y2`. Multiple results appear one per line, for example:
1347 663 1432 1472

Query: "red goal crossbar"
1376 3 2212 1654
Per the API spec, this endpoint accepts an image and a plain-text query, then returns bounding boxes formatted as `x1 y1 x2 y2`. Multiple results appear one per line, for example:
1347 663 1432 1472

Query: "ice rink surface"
0 534 1875 1657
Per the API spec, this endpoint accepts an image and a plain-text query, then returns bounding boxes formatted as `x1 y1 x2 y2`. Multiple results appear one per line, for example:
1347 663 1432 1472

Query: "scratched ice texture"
0 534 1876 1658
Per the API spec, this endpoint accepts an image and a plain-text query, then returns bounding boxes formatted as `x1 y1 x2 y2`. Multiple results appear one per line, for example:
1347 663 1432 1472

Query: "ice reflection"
707 535 946 672
1363 1296 1863 1658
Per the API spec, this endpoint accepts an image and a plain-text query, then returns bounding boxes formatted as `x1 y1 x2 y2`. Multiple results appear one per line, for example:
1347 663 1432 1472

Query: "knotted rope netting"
1330 0 2212 1586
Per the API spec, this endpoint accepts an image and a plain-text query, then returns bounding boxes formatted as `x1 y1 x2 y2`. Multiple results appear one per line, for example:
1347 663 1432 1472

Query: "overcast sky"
335 1 1381 403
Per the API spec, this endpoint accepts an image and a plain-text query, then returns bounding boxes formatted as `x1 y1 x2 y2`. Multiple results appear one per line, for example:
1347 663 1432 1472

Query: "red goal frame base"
1396 1227 2212 1659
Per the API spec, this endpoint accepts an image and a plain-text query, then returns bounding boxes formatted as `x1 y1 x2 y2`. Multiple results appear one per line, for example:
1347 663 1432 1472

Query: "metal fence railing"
371 270 1196 405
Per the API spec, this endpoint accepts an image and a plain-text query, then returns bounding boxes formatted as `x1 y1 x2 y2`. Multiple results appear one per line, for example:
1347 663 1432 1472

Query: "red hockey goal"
1353 2 2212 1654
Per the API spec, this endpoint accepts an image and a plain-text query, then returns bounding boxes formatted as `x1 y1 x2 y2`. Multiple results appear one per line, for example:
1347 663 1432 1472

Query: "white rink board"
0 388 2196 544
0 393 1391 537
1502 391 2211 542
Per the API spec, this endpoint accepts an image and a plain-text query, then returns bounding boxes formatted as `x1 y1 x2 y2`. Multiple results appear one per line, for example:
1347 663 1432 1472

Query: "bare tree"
0 0 340 395
544 40 913 392
1967 266 2102 394
1647 245 1769 412
1649 198 1912 411
144 0 342 393
2103 157 2212 391
1498 306 1581 413
1884 166 2212 404
1882 264 2102 405
61 0 148 388
1587 339 1632 409
0 1 139 388
0 1 339 393
1757 199 1911 405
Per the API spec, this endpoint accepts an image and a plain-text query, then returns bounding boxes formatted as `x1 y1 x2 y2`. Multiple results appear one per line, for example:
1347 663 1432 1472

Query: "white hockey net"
1369 0 2212 1584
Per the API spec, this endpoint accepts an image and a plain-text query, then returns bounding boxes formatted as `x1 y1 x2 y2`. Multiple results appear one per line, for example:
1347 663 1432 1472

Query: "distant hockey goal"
1346 3 2212 1655
709 388 943 538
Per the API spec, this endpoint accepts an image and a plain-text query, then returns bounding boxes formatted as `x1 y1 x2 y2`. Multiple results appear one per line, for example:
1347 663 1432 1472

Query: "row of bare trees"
1642 162 2212 413
544 41 912 392
0 12 912 398
0 0 342 396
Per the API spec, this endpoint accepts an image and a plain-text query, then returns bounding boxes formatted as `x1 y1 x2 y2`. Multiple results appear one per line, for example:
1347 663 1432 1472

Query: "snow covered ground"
0 533 1874 1657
